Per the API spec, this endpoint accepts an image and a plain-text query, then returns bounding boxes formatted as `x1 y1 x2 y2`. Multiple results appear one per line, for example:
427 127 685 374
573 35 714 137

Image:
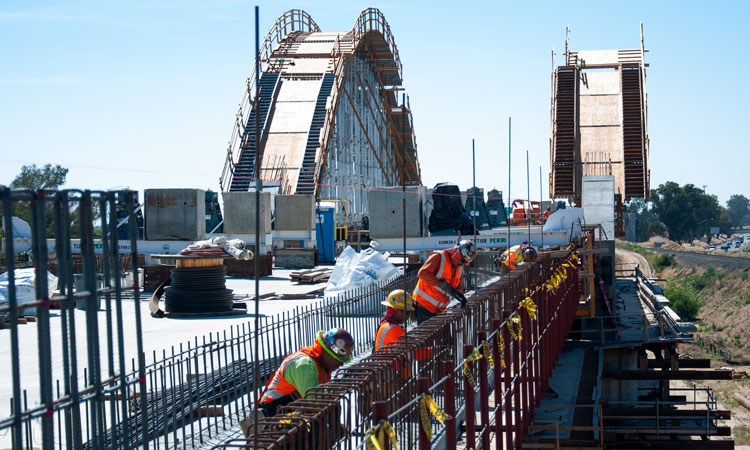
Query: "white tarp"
0 268 57 316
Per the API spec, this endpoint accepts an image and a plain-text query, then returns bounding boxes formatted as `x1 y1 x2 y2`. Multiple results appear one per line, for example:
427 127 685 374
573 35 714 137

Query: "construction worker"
255 328 354 418
497 242 537 274
375 289 414 351
412 240 475 324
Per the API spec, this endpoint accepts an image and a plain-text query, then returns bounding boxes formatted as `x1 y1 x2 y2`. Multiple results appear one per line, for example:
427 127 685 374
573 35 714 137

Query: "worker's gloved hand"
437 280 453 295
454 290 468 308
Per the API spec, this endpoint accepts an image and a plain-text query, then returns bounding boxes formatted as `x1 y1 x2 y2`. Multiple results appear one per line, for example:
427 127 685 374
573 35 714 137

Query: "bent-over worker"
497 243 537 274
257 328 354 417
375 289 414 351
412 240 475 324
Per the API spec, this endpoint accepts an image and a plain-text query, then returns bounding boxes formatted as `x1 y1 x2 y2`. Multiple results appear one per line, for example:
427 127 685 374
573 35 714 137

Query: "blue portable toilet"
315 206 335 263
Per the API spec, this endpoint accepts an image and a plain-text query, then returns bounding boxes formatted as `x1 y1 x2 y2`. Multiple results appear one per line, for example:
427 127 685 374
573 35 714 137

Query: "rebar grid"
214 242 585 450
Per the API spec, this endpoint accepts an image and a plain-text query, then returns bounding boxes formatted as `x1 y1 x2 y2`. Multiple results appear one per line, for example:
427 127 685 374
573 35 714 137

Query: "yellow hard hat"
382 289 414 311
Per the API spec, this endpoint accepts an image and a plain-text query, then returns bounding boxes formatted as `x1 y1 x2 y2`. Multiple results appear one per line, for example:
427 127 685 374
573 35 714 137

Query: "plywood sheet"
282 58 331 74
580 126 625 196
262 133 307 185
579 95 621 126
275 78 322 103
295 42 336 55
303 33 340 41
580 70 621 96
571 50 619 66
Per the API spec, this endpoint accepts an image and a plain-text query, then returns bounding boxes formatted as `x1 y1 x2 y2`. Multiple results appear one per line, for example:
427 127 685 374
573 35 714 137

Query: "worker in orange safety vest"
374 289 414 351
496 242 537 274
412 240 475 324
240 328 354 436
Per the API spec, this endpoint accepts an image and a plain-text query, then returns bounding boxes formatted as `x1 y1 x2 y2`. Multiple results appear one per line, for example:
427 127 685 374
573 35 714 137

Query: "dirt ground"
629 235 750 260
615 247 654 278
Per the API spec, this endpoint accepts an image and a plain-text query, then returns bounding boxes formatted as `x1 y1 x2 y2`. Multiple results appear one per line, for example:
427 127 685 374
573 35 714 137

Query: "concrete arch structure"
220 8 421 223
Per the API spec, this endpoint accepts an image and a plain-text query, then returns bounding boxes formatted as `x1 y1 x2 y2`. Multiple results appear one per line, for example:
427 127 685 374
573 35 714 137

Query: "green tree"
650 182 728 241
726 194 750 228
627 197 666 242
10 164 68 190
7 164 69 237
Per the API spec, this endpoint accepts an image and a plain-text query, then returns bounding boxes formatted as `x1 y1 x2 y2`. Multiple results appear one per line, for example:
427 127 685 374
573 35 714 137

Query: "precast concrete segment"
214 243 587 449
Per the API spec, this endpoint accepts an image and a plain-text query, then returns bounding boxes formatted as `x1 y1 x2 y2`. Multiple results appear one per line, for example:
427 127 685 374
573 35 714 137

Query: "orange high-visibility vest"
259 343 330 404
502 244 527 270
374 322 405 352
413 250 463 314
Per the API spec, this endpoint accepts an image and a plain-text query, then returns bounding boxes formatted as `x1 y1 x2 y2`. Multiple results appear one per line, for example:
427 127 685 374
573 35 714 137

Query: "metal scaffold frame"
220 8 421 222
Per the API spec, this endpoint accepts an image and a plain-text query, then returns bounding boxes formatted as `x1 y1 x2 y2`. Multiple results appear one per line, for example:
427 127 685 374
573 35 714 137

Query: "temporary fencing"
214 242 585 449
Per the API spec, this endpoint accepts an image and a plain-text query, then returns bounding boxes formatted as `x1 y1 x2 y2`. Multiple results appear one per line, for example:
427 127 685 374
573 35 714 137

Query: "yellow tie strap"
467 347 483 362
279 412 311 432
496 331 507 368
507 312 522 341
463 362 476 388
365 419 399 450
482 340 494 369
520 296 537 321
418 395 453 441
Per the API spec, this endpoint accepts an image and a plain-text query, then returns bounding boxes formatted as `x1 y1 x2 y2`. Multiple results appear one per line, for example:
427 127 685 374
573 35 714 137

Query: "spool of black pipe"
164 265 234 314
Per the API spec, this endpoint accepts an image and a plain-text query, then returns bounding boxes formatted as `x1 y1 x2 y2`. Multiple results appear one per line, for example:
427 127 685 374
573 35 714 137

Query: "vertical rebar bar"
472 139 477 289
99 194 120 448
30 190 56 448
252 6 262 447
478 331 490 450
540 166 544 248
507 118 512 283
109 193 131 447
2 188 23 450
463 344 476 449
53 192 74 450
127 191 149 448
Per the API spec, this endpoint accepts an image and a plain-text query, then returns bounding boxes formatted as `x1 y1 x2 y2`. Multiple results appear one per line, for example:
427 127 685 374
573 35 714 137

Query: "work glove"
439 280 467 308
454 290 468 308
437 280 453 295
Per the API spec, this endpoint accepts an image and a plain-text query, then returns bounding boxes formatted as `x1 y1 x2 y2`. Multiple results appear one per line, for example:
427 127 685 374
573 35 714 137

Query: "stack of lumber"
280 287 325 300
289 268 332 284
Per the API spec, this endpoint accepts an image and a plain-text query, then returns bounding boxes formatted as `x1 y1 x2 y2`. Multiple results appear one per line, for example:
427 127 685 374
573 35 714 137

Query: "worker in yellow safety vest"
496 242 537 274
375 289 414 351
412 240 475 324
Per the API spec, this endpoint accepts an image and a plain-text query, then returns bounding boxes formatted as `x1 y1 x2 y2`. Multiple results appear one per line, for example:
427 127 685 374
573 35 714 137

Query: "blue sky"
1 0 748 205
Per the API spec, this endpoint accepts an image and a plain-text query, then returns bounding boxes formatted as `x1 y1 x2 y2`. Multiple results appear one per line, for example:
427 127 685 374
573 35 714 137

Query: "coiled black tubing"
164 265 234 313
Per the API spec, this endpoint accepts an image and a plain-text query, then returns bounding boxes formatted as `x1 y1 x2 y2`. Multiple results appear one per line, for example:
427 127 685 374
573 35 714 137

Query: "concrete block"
222 191 272 235
275 195 315 231
368 186 425 239
145 189 205 240
582 176 615 241
275 248 315 268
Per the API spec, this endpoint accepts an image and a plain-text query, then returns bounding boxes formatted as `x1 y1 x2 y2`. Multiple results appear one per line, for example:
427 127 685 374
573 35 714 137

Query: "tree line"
629 181 749 242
